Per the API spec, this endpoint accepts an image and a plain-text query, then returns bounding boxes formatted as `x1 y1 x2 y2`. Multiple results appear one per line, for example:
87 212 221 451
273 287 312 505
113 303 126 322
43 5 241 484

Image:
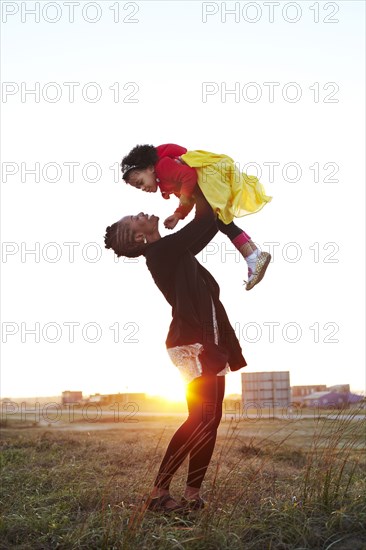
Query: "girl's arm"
157 157 197 219
174 193 195 220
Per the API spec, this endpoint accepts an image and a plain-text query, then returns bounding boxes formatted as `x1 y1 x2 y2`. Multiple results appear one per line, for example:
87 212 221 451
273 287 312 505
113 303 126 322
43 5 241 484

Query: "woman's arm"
188 222 218 256
161 186 217 257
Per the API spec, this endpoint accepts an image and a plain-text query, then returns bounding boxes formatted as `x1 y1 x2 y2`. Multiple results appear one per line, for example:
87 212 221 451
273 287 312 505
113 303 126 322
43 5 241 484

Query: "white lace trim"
167 343 203 384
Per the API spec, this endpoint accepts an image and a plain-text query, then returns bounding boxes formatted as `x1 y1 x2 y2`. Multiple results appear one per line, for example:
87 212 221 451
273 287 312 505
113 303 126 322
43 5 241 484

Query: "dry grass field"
1 409 365 549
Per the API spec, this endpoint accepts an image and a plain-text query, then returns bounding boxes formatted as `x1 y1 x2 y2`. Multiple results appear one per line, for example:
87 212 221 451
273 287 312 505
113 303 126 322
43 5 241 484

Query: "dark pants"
154 374 225 490
216 218 244 241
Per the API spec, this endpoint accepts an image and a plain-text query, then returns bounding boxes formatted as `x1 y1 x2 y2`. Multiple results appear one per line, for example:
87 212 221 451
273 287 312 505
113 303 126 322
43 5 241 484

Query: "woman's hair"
121 144 158 182
104 220 146 258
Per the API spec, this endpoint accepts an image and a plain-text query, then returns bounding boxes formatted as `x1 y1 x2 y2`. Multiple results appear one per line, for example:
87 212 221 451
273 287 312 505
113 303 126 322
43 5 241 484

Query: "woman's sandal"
146 494 185 514
180 496 206 511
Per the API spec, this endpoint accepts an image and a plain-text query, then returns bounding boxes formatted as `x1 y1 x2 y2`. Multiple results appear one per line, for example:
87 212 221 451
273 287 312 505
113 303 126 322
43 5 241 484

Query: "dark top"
144 186 247 376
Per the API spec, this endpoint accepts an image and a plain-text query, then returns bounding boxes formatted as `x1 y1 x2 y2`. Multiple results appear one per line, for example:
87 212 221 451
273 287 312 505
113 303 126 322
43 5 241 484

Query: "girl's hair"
121 144 158 182
104 221 146 258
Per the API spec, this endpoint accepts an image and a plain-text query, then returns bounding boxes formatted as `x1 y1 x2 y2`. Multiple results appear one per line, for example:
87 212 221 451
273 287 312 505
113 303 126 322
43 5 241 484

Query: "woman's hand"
164 213 182 230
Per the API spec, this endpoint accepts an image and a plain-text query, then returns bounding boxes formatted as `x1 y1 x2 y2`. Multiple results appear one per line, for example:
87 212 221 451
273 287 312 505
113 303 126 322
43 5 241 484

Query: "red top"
155 144 197 219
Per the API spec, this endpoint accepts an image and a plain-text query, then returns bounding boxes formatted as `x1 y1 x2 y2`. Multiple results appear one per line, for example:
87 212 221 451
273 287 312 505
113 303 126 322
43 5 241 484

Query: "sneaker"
245 251 271 291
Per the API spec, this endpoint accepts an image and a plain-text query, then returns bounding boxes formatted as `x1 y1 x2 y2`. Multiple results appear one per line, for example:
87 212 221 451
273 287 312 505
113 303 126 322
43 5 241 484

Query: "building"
62 391 83 405
328 384 350 393
302 388 363 409
241 371 290 408
88 392 146 406
292 383 362 409
291 385 327 404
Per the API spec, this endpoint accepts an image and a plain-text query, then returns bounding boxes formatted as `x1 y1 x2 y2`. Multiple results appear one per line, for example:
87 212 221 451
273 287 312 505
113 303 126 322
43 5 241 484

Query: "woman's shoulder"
145 234 178 257
144 238 183 291
145 234 190 272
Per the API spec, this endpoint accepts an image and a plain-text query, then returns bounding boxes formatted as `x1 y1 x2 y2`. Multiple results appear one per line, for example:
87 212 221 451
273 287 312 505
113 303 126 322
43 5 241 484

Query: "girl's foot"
245 251 271 291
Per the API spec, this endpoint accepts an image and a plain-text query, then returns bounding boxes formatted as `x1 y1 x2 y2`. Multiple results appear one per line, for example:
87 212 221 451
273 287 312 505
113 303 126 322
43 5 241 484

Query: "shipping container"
241 371 291 407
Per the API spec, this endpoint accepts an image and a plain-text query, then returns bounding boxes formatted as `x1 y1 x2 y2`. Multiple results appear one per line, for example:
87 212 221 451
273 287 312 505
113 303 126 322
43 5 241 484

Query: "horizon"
2 383 365 403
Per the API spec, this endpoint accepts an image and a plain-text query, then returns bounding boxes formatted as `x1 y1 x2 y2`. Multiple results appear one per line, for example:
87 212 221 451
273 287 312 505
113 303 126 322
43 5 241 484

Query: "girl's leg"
152 374 221 496
216 219 270 290
216 218 258 257
184 375 225 499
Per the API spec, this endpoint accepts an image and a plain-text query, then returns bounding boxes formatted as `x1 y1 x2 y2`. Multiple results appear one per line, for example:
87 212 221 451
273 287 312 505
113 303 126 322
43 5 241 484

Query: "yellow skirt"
181 150 272 224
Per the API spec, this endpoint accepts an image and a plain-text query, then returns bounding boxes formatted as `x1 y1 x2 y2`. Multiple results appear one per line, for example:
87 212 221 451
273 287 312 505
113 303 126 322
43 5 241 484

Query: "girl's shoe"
180 496 206 511
146 494 184 514
245 251 271 291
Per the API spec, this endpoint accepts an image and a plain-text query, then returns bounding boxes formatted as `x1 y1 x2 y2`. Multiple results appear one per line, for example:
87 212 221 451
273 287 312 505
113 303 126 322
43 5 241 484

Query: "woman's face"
129 166 157 193
121 212 159 242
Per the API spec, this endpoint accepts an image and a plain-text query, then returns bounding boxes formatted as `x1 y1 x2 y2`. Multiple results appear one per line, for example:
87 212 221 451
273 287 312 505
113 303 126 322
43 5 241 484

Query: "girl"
104 186 247 513
121 143 272 291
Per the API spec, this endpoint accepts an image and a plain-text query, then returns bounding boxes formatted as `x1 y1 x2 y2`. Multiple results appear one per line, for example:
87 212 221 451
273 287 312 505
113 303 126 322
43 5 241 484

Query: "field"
1 409 365 550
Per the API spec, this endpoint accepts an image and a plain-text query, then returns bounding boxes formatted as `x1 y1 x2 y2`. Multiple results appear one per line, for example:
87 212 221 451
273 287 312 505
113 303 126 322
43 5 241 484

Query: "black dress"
144 186 247 377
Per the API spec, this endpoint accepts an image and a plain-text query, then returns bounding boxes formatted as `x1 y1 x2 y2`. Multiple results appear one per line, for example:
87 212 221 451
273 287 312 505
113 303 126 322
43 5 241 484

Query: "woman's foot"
146 494 184 514
183 486 200 500
181 486 206 511
180 495 206 511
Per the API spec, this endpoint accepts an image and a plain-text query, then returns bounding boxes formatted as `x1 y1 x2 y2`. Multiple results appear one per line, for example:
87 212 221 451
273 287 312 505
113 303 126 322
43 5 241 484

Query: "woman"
104 186 247 513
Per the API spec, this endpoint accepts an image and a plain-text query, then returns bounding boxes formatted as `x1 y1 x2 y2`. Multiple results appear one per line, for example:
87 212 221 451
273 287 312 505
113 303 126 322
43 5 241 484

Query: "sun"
145 368 186 402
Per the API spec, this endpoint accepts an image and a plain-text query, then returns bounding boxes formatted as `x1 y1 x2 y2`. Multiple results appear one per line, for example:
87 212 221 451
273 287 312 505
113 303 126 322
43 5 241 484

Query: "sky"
1 0 365 401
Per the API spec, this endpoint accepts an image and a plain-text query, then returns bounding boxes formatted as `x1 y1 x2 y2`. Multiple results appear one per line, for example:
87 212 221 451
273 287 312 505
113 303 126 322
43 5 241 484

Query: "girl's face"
129 166 158 193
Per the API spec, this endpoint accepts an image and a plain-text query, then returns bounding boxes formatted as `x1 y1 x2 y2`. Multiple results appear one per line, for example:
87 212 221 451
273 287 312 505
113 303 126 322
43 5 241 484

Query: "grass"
0 409 365 550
